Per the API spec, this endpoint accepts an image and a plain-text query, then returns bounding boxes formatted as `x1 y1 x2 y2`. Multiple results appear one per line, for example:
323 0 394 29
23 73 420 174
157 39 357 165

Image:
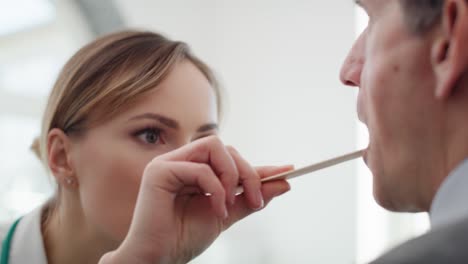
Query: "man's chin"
371 170 401 212
372 187 399 212
372 183 424 213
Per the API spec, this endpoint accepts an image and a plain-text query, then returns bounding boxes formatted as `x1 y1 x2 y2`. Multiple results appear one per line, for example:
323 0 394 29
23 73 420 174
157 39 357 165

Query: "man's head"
340 0 468 212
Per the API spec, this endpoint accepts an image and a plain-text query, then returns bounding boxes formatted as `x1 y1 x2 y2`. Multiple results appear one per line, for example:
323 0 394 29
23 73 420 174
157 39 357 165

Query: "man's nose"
339 30 366 87
340 55 363 87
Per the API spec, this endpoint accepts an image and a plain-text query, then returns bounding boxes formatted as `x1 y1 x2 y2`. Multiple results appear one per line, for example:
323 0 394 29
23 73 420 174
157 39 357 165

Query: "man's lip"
362 146 369 164
357 112 366 124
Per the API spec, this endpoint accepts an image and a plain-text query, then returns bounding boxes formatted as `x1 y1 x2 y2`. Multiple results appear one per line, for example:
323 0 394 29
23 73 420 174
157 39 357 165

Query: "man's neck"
414 78 468 212
443 79 468 180
427 80 468 211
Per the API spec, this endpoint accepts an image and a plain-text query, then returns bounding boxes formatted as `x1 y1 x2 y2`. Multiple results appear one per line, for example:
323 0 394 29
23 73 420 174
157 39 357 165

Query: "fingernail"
281 164 295 170
255 190 264 210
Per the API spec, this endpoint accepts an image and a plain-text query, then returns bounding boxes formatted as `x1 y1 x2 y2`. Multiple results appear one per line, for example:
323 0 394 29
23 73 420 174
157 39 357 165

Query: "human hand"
99 136 292 264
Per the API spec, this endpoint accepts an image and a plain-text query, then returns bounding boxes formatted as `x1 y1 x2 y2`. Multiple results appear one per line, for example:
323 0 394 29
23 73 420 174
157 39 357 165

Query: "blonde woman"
0 30 291 264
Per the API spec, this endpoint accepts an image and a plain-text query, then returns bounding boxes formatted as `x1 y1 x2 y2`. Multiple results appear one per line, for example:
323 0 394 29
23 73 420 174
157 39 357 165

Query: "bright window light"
0 115 53 222
0 56 62 97
0 0 55 36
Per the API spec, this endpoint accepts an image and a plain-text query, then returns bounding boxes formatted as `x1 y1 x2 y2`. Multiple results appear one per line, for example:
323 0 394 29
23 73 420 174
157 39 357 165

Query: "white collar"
430 158 468 229
9 205 48 264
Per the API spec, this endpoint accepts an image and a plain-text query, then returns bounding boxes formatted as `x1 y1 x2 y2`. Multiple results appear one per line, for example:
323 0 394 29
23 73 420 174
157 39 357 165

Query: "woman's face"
68 60 219 242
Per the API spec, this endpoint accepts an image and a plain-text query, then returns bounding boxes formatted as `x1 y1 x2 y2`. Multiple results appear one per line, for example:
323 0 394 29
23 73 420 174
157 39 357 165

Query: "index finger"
156 136 239 199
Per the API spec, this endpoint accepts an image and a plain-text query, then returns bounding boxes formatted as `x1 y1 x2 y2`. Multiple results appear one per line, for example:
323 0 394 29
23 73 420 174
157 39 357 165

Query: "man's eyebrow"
128 113 179 129
197 123 218 133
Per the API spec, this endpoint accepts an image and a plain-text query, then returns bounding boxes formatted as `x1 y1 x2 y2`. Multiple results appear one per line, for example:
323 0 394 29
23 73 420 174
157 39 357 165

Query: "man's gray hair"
400 0 444 34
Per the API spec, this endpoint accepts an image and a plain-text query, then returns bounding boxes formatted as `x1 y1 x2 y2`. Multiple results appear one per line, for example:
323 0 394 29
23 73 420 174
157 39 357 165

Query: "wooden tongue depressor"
235 149 364 195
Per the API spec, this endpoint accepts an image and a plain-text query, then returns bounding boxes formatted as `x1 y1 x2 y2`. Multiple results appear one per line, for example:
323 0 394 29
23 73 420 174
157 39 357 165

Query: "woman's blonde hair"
32 30 222 166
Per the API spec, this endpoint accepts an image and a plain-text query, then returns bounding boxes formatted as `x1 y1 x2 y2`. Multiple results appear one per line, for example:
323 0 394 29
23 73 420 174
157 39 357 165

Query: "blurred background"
0 0 429 263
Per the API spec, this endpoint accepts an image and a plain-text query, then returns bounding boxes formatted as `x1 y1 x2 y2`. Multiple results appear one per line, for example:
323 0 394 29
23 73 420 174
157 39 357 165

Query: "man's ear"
47 128 75 188
432 0 468 99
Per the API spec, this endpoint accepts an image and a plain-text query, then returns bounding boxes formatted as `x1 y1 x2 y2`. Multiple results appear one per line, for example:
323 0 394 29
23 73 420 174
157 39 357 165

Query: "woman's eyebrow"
197 123 218 133
128 113 179 129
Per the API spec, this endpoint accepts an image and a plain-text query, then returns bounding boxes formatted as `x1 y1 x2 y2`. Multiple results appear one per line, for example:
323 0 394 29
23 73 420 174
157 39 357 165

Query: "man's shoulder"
371 216 468 264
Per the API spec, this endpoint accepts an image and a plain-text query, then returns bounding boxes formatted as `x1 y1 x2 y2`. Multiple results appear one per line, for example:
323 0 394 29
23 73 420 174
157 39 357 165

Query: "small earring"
66 178 74 185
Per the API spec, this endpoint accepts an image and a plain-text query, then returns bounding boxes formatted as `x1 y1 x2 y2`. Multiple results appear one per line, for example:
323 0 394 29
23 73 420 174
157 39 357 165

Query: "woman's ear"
47 128 76 188
432 0 468 99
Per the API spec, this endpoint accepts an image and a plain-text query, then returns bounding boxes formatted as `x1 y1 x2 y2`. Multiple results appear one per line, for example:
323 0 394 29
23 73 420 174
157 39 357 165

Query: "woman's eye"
135 128 163 144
